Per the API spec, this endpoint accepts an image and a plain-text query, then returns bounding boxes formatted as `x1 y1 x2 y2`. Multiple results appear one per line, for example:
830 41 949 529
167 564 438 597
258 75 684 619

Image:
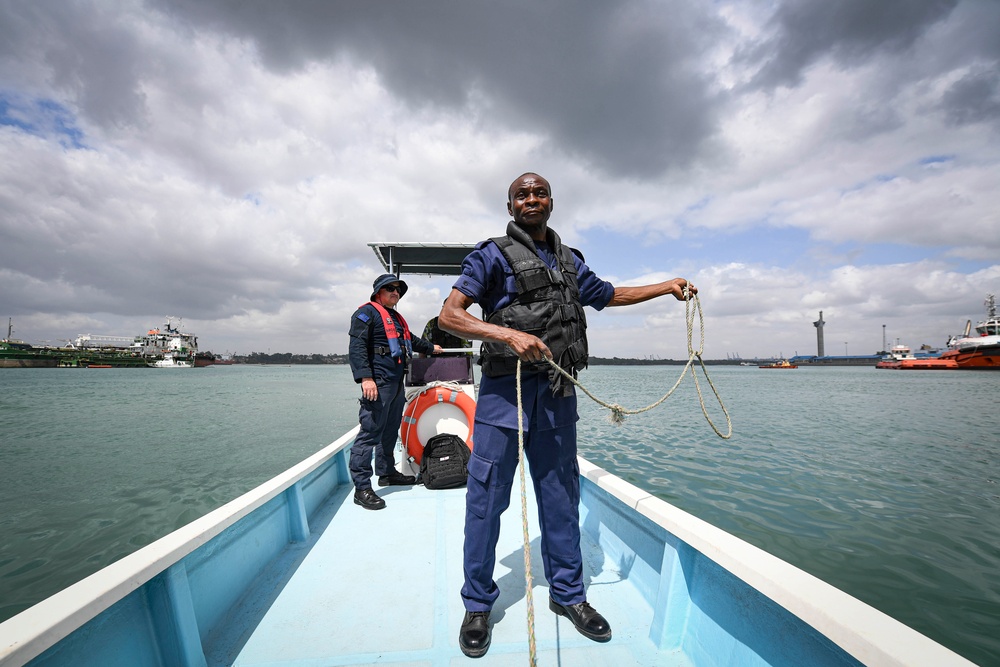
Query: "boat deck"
231 479 685 666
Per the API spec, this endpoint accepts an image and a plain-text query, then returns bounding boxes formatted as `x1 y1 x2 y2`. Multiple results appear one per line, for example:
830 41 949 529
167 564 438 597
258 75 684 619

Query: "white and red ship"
941 293 1000 370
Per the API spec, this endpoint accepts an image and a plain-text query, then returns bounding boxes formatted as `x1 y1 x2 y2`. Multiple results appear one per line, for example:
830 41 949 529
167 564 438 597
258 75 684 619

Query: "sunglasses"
382 284 401 293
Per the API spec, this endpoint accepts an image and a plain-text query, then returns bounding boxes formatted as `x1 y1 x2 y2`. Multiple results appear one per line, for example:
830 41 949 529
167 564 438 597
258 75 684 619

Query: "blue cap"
371 273 408 299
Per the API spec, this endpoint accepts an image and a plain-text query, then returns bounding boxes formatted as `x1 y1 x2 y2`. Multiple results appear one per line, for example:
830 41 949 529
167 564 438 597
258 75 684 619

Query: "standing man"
438 173 697 657
349 273 441 510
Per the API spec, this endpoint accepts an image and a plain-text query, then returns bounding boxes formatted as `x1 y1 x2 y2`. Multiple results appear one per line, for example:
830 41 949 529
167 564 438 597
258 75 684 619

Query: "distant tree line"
230 353 743 365
589 357 742 366
236 352 350 365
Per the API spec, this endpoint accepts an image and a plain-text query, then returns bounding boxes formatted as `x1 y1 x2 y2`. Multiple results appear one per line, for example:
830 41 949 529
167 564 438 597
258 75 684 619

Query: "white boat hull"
148 359 194 368
0 427 974 667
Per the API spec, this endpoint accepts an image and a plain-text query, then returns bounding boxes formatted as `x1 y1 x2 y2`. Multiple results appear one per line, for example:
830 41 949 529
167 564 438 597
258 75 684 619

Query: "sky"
1 0 998 360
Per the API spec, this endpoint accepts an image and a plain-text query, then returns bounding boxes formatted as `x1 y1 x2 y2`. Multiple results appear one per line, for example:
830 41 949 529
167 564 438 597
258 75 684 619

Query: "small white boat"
0 244 975 667
148 356 194 368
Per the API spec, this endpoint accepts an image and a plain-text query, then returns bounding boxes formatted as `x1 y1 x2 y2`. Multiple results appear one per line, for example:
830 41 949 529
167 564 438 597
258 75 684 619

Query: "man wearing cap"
348 274 442 510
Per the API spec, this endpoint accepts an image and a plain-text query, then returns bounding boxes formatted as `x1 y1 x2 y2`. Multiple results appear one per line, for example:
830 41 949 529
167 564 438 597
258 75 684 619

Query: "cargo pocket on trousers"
466 452 493 519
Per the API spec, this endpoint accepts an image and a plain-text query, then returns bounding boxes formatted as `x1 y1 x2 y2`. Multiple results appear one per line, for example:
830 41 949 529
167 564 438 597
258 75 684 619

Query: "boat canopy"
369 242 475 277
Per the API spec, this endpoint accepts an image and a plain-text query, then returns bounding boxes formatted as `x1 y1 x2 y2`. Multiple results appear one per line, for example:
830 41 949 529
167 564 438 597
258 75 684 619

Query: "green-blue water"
1 365 997 665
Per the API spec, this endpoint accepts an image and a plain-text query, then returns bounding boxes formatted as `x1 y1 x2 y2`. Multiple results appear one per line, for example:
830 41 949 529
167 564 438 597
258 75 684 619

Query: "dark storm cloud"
738 0 960 91
154 0 728 177
0 2 150 130
941 67 1000 127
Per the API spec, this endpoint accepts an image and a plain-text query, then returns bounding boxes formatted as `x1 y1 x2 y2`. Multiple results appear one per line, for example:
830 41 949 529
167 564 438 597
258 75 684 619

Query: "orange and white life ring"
400 385 475 465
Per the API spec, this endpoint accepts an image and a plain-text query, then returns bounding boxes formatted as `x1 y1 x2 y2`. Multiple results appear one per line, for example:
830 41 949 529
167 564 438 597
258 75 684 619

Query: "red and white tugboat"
941 294 1000 369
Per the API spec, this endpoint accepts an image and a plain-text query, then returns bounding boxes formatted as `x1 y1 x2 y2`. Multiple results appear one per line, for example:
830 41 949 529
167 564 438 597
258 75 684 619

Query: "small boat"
758 359 797 369
876 344 957 370
940 294 1000 369
86 364 113 369
0 244 975 667
148 357 194 368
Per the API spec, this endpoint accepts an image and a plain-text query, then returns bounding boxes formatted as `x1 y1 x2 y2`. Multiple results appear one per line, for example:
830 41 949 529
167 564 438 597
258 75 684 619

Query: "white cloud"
1 0 998 359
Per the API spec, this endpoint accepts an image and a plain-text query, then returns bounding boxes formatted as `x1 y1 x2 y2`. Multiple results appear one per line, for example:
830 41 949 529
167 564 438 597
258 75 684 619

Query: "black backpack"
420 433 471 489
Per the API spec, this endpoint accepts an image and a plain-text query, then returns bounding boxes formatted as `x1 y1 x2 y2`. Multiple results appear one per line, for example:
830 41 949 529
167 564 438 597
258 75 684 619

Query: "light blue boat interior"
14 428 876 667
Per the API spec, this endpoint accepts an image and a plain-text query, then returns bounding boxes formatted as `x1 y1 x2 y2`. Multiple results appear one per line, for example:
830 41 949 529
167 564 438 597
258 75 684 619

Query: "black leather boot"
353 487 386 510
549 598 612 642
458 611 491 657
378 471 416 486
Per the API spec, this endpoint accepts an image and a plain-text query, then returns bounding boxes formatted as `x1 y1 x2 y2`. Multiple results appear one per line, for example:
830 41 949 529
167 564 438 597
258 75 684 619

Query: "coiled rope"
514 289 731 665
545 288 732 437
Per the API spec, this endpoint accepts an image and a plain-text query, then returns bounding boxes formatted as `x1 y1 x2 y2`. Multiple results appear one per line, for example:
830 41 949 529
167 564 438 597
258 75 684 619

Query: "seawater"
0 365 997 665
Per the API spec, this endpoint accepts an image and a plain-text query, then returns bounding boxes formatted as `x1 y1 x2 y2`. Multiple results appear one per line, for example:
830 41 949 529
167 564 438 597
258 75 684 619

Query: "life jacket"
479 221 588 396
363 301 414 363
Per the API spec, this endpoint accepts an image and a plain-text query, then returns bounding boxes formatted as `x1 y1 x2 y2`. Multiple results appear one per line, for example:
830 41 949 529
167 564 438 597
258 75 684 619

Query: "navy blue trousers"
349 378 406 490
461 421 584 612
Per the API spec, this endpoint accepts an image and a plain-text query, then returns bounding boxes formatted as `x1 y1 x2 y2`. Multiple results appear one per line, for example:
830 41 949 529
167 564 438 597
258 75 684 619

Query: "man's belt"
374 346 392 356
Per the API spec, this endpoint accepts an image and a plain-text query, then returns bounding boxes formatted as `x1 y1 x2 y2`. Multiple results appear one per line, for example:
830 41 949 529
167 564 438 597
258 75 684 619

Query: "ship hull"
876 358 958 370
940 345 1000 369
0 358 58 368
0 428 974 667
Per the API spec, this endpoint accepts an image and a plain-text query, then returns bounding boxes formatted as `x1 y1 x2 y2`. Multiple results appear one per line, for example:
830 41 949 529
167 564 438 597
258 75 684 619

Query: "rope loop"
543 289 732 439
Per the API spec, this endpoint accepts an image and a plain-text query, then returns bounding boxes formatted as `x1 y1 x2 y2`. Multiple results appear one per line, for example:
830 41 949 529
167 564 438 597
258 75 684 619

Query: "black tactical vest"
479 222 589 397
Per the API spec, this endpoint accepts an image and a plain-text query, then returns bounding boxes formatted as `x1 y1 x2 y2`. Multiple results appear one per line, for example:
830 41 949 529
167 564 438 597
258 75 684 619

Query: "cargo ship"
0 318 198 368
130 319 198 368
0 320 59 367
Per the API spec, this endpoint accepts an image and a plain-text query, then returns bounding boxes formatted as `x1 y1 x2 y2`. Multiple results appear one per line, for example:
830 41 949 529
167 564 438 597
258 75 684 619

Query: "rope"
515 359 538 666
513 289 731 664
543 289 732 438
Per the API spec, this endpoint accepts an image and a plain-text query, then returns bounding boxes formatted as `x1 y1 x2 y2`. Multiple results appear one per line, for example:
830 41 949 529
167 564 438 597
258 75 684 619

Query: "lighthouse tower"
813 311 826 357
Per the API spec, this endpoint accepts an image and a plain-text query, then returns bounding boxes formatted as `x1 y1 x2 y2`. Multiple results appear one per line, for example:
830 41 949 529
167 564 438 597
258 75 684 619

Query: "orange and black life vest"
363 301 414 362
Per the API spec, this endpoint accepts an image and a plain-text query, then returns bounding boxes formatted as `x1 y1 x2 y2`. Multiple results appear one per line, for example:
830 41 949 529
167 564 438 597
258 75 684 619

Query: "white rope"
544 289 732 438
515 360 538 666
513 290 731 665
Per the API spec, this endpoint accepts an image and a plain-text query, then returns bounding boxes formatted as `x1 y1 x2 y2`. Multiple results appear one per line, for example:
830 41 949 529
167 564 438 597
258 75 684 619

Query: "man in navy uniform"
348 274 441 510
438 173 697 657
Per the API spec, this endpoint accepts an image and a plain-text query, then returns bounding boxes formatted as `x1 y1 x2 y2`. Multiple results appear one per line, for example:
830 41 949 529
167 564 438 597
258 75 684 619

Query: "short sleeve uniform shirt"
453 237 615 432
